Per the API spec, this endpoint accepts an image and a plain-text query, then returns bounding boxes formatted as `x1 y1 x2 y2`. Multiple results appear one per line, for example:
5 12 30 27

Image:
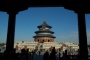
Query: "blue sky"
0 7 90 44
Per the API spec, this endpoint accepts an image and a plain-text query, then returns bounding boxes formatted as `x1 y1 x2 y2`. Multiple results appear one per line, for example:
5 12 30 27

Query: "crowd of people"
14 46 79 60
0 45 79 60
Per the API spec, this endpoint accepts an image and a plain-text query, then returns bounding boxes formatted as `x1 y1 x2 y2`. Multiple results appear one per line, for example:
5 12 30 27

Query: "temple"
33 19 56 43
0 1 89 60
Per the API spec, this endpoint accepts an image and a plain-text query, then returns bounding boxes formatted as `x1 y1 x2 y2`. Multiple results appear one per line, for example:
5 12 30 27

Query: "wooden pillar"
6 12 17 53
77 12 88 60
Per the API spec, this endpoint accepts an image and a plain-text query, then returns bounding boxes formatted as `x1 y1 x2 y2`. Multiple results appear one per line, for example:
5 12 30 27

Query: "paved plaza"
29 54 59 60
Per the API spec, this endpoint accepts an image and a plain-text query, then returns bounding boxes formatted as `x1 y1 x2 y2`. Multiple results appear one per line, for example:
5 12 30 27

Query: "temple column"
77 12 88 60
5 11 17 53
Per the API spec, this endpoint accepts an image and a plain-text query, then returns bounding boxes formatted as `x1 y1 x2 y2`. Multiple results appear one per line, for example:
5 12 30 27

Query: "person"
14 45 21 60
43 50 49 60
21 46 29 60
59 49 63 60
49 47 57 60
15 45 21 53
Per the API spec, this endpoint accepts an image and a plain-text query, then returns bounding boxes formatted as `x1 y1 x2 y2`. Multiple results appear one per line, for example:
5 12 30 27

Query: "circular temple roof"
35 30 54 34
37 20 52 28
33 34 56 38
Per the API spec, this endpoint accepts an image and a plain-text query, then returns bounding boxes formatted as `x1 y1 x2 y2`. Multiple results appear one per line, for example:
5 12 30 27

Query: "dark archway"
48 40 50 42
0 0 89 60
42 40 44 43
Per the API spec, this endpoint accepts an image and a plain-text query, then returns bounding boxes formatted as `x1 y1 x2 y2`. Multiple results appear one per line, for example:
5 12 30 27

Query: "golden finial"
44 18 46 22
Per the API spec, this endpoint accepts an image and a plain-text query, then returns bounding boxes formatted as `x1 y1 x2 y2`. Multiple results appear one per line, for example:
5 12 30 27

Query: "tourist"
43 50 49 60
49 47 57 60
21 46 29 60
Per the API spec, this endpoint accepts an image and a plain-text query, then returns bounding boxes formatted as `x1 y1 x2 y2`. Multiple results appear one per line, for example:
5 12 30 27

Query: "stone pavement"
29 54 59 60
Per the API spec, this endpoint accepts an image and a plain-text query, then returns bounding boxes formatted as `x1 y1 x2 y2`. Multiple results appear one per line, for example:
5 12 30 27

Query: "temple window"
38 39 39 42
48 40 50 42
42 40 44 43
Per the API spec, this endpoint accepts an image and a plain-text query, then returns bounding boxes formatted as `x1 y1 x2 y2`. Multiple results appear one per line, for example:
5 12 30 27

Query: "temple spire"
37 19 52 28
44 18 46 22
